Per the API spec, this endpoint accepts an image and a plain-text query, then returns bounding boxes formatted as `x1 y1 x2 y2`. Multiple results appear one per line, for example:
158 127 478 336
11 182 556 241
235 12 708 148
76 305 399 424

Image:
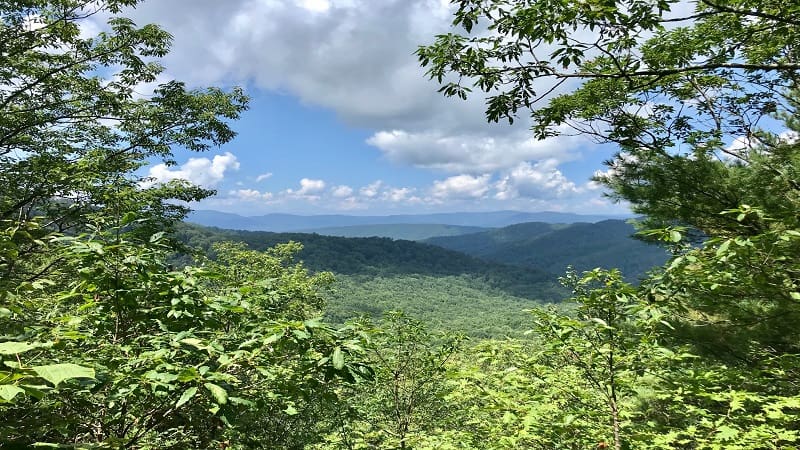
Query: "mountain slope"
297 223 488 240
186 210 630 231
176 223 564 301
425 220 670 280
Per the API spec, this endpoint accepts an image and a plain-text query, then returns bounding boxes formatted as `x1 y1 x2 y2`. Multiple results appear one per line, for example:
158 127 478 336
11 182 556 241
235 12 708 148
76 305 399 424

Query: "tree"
322 312 464 450
0 0 247 285
421 0 800 447
417 0 800 232
0 1 371 448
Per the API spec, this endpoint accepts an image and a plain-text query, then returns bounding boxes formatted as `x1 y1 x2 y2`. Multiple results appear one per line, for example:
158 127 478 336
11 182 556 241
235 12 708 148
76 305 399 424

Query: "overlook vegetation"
1 0 800 449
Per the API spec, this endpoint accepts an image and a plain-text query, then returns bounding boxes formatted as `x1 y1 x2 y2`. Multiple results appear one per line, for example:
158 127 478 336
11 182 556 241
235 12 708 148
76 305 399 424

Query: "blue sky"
117 0 631 215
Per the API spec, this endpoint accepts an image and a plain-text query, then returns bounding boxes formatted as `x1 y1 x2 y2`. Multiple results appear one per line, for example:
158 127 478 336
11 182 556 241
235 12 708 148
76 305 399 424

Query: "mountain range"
425 220 670 280
177 216 670 336
186 210 630 232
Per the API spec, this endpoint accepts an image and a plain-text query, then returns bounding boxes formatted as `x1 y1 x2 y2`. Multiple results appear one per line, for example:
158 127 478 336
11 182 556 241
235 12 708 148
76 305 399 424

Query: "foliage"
0 1 369 448
1 224 367 448
417 0 800 232
318 312 464 450
420 0 800 447
326 274 553 339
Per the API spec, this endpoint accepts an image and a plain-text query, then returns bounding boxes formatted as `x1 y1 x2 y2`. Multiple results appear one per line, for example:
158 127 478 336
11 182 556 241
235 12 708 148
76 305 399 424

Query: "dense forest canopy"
1 0 799 448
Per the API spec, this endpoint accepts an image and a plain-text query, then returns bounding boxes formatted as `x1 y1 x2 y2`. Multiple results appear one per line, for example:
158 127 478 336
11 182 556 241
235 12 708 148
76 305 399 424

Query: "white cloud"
255 172 273 182
120 0 457 127
118 0 596 178
430 174 491 200
495 160 578 200
298 178 326 195
230 188 273 201
284 178 327 199
367 129 583 173
360 180 383 198
335 196 366 210
298 0 331 13
383 187 418 203
113 1 631 215
725 135 757 157
143 152 240 188
331 185 354 198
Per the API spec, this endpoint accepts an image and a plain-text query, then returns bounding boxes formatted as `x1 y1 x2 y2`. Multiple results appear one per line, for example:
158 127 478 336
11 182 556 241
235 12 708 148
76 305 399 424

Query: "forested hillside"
297 223 488 240
177 224 554 291
176 223 567 332
427 220 670 280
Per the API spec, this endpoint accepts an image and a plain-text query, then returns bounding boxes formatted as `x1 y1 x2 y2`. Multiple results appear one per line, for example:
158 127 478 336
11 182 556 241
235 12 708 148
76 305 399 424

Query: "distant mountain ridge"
425 220 670 281
298 224 488 241
187 210 631 232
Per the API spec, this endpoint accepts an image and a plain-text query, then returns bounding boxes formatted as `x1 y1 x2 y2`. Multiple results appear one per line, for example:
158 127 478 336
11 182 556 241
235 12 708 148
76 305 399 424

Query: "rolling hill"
425 220 670 280
176 223 564 300
297 223 488 240
175 219 668 336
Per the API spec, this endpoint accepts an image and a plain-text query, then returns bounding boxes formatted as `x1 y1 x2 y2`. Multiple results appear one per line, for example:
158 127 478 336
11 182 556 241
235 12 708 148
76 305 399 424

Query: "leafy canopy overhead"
0 1 371 448
418 0 800 231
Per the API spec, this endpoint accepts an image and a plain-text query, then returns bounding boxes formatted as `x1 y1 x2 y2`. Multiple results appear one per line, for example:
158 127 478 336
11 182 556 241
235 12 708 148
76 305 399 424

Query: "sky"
114 0 630 216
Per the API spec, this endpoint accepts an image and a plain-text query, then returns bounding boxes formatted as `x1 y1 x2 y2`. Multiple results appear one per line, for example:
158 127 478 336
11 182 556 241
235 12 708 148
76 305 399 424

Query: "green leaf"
0 341 41 355
176 386 198 408
0 384 25 402
180 338 206 350
716 425 739 442
204 382 228 405
33 364 94 386
332 347 345 370
177 367 200 382
716 239 731 256
264 333 282 345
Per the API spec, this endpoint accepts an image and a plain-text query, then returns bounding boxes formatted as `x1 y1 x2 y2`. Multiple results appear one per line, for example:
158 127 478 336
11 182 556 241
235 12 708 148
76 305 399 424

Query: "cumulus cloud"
780 130 799 144
298 178 326 195
360 180 383 198
331 185 354 198
143 152 240 188
230 188 273 201
367 129 584 173
113 1 623 214
495 160 578 200
298 0 332 13
430 174 491 200
724 135 757 158
383 187 419 203
284 178 326 199
119 0 458 127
